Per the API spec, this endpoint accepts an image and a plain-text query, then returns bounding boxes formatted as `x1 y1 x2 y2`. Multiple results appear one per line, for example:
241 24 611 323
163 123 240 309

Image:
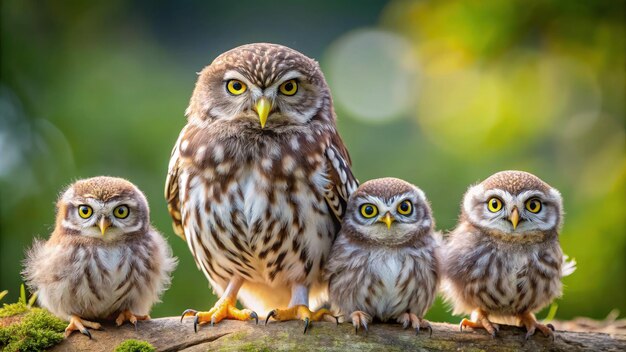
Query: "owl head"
342 178 434 246
462 170 563 239
186 43 330 129
55 176 150 241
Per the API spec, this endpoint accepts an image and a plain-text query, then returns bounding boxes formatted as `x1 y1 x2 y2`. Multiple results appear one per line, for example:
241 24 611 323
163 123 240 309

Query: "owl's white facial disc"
464 184 563 236
349 189 432 245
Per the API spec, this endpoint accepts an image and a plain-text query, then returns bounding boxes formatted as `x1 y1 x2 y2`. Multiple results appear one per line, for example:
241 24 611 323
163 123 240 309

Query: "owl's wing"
164 128 186 241
561 254 577 277
323 132 359 222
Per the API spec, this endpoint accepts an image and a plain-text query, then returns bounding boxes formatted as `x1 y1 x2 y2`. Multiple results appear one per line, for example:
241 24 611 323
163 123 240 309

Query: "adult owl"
443 170 576 340
325 178 440 335
23 177 177 338
165 43 357 332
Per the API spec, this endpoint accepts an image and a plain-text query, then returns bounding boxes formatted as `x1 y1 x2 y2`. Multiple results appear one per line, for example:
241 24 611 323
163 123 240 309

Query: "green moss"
0 306 66 352
0 302 28 318
114 339 156 352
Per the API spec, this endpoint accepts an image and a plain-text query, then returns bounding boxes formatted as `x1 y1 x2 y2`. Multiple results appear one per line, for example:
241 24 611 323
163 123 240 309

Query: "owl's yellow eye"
525 198 542 213
487 198 503 212
360 204 378 218
279 80 298 96
226 80 247 95
113 205 130 219
397 200 412 215
78 205 93 219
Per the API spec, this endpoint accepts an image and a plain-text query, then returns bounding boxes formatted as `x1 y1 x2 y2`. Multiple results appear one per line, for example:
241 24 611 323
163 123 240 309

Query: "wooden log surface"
51 316 626 351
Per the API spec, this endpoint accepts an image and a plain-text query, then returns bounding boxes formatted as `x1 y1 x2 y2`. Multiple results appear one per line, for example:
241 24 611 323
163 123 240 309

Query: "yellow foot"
64 315 102 339
180 296 258 332
519 312 555 341
397 312 432 337
265 305 338 334
460 310 499 338
351 310 371 335
115 310 150 329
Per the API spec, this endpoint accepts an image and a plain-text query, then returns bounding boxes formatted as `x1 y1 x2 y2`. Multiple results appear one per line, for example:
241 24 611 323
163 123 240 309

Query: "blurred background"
1 0 624 324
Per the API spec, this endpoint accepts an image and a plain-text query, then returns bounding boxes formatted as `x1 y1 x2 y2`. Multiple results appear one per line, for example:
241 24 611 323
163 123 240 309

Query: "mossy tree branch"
50 317 626 352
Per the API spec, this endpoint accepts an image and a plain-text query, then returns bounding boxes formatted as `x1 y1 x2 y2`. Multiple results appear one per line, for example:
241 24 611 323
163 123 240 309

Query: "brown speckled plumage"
325 178 440 334
443 170 575 339
165 43 358 316
22 177 177 335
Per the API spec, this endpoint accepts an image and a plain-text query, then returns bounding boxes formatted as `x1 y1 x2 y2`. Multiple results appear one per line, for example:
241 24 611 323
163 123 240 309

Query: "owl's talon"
180 309 198 322
355 325 359 334
265 305 332 334
250 311 259 325
64 315 101 339
519 312 555 341
303 317 310 334
81 329 92 339
423 325 433 338
193 315 199 333
265 310 276 325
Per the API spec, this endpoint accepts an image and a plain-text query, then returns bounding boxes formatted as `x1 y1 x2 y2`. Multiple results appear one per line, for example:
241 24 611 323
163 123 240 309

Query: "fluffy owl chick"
166 43 357 333
325 178 440 335
443 170 575 340
23 176 177 338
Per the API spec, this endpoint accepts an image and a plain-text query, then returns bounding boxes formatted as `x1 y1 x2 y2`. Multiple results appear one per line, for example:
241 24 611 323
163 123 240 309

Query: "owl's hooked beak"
98 216 112 235
254 97 272 129
509 207 520 230
378 212 395 230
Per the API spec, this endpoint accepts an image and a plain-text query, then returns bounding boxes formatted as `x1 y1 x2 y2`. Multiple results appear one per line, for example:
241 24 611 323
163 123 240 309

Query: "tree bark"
51 317 626 352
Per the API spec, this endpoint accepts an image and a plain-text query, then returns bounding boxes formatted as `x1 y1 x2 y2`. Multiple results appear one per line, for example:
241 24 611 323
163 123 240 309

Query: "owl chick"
166 43 357 333
325 178 440 335
443 170 576 340
23 176 177 338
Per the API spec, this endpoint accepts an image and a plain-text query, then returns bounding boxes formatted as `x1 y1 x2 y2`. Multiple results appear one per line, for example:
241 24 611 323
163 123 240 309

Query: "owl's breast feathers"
326 234 439 321
444 226 565 316
167 119 357 288
23 231 174 320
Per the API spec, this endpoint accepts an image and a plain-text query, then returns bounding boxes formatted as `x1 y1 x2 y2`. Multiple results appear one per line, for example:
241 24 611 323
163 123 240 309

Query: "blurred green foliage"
1 0 624 325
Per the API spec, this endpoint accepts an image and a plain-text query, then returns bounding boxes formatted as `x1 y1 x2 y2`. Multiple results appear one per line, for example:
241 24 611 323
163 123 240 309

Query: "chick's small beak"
378 212 395 230
98 216 112 235
509 207 520 230
254 97 272 129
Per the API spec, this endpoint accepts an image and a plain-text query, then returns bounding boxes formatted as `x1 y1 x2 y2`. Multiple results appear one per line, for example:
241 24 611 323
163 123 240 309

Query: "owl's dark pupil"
284 82 293 91
365 206 373 214
530 201 538 210
401 203 409 211
80 207 87 214
491 200 498 207
233 82 242 90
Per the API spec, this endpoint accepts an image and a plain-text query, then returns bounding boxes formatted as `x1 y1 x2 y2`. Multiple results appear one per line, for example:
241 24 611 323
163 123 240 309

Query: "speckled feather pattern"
442 171 573 324
23 177 177 321
165 43 357 314
325 178 440 322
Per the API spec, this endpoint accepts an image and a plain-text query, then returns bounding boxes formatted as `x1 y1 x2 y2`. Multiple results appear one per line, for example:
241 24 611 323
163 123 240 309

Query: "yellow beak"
378 212 395 230
509 207 520 230
255 97 272 129
98 216 111 235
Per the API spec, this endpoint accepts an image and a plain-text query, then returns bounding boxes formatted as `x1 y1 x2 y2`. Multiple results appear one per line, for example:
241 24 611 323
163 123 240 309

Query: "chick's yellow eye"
226 80 247 95
279 80 298 96
78 205 93 219
114 205 130 219
487 198 502 212
360 204 378 218
525 198 542 213
397 200 412 215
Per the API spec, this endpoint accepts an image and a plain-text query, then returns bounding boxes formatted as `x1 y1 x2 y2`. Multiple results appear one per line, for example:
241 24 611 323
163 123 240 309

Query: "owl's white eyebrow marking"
267 70 304 91
223 70 251 83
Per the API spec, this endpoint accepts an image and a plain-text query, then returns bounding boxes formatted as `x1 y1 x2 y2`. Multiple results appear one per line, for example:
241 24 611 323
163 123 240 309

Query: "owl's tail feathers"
561 255 577 277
